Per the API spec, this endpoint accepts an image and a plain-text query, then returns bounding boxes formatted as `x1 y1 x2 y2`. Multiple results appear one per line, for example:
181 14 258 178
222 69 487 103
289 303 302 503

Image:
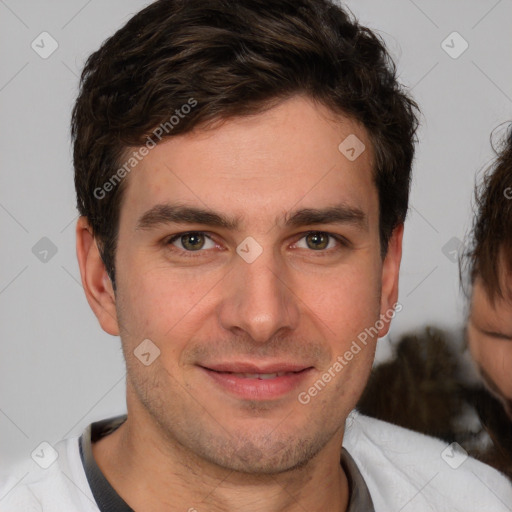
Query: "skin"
467 274 512 419
76 95 403 512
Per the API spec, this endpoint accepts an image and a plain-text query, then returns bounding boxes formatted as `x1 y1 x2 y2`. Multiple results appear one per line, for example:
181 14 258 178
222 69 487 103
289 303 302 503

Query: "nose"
217 248 300 343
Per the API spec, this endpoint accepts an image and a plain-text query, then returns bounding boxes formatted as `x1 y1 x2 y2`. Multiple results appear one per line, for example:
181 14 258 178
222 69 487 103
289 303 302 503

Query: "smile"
200 366 313 400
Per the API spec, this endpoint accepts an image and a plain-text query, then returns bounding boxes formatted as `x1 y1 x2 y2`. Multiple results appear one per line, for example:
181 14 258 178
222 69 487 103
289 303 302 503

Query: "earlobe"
378 223 404 338
76 216 120 336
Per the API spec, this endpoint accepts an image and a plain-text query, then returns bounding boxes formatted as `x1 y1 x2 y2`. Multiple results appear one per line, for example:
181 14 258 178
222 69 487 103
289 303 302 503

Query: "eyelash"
165 231 349 258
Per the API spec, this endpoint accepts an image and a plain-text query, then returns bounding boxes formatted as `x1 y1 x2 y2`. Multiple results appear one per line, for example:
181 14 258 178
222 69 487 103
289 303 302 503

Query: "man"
1 0 511 510
465 127 512 422
357 128 512 478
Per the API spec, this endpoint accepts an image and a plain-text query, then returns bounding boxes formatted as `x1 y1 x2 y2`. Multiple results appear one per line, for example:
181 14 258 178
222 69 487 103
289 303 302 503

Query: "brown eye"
169 232 215 251
305 232 330 250
181 233 205 250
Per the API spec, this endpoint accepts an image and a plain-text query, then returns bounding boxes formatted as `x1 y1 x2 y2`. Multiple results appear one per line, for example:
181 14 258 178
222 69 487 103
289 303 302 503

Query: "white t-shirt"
1 411 511 511
343 411 512 511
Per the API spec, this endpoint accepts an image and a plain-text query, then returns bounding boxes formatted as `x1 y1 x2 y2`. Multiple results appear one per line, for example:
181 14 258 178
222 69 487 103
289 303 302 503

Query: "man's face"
104 95 401 473
467 274 512 417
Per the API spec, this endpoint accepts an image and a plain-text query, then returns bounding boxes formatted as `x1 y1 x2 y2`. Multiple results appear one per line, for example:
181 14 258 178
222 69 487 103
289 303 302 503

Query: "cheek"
116 260 222 346
468 329 512 399
467 323 487 365
299 261 381 341
467 330 482 363
486 345 512 399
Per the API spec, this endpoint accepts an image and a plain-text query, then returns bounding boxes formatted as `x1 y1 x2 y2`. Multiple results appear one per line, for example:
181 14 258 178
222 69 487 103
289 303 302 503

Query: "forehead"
120 96 377 228
471 277 512 325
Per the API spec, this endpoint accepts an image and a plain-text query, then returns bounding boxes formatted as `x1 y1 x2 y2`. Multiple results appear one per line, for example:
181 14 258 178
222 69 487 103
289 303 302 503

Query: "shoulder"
343 411 512 512
0 436 98 512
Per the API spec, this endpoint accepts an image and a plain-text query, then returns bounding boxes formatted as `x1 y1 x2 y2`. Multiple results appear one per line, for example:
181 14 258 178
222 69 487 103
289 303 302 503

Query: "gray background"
1 0 511 474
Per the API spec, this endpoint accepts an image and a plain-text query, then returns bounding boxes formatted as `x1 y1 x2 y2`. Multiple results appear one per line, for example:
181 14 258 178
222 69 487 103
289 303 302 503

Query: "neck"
92 410 349 512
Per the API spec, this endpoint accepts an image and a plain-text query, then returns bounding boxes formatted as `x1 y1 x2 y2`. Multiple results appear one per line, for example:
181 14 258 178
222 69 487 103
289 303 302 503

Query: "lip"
202 362 311 374
199 362 314 401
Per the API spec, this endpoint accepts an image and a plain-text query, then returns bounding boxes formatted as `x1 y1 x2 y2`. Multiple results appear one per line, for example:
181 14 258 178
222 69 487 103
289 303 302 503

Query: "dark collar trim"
341 447 375 511
79 415 374 512
79 415 133 512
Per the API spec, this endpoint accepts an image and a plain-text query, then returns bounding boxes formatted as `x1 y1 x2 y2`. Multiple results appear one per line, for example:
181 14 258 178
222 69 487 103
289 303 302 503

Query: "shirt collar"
79 415 374 512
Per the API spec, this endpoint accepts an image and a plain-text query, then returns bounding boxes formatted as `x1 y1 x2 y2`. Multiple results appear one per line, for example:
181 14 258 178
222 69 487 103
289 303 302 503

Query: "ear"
378 223 404 337
76 216 119 336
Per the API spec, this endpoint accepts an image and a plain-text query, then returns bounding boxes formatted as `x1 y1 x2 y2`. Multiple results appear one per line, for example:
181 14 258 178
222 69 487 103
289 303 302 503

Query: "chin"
213 445 317 475
194 428 331 476
500 398 512 422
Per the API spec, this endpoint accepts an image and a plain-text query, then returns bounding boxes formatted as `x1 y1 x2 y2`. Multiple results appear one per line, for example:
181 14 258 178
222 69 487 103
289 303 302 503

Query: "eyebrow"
135 202 367 231
479 327 512 341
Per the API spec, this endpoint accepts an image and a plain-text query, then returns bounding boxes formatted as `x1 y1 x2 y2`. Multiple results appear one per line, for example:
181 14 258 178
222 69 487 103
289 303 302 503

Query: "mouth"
199 364 313 400
211 371 299 380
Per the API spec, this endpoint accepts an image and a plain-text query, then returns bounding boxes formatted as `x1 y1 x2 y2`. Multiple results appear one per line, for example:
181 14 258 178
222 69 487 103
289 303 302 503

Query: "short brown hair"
463 126 512 303
72 0 419 288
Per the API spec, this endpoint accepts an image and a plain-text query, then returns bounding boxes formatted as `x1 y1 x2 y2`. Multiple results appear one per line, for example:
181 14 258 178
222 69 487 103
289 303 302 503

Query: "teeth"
233 372 288 379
